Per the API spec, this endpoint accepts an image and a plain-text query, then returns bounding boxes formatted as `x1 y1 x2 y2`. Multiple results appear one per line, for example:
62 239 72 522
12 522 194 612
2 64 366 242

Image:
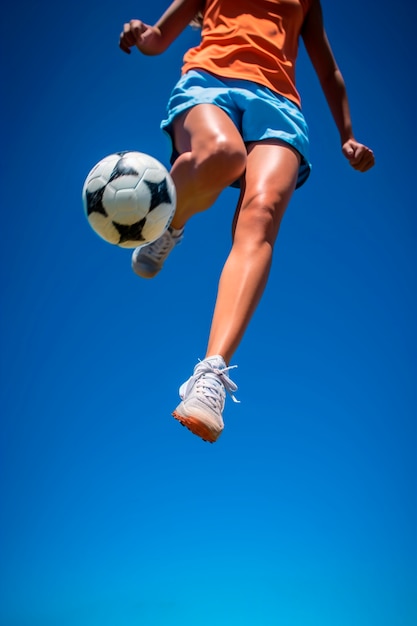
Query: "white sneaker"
131 227 184 278
172 355 239 443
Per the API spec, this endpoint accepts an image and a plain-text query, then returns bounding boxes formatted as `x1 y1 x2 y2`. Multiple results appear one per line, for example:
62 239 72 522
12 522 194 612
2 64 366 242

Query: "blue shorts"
161 69 311 189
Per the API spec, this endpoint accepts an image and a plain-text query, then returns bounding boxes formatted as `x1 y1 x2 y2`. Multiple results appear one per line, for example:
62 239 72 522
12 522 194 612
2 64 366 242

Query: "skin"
119 0 375 365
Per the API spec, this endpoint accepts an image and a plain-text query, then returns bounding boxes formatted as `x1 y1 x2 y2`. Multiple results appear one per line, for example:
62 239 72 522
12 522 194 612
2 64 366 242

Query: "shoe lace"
183 361 240 410
142 230 175 262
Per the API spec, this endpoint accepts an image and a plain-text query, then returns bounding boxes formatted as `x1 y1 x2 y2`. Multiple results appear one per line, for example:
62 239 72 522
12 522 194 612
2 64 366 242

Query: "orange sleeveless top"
182 0 312 108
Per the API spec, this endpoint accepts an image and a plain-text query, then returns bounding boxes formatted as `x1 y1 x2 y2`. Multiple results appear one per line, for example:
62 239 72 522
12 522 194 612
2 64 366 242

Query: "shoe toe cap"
131 257 159 278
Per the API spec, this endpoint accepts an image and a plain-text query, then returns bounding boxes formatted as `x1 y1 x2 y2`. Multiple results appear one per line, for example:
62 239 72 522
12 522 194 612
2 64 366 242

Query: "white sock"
169 226 184 237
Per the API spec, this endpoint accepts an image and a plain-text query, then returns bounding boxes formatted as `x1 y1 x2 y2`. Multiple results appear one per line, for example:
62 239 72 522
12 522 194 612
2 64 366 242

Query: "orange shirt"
182 0 312 108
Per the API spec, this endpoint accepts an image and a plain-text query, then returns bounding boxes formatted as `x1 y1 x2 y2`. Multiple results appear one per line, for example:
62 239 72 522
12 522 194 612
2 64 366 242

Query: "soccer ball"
82 151 176 248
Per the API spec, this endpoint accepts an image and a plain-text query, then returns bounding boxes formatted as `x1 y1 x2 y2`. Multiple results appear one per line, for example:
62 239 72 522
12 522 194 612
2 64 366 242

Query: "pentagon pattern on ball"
84 153 141 219
84 185 106 217
82 151 176 249
113 217 147 245
108 153 141 183
144 178 173 212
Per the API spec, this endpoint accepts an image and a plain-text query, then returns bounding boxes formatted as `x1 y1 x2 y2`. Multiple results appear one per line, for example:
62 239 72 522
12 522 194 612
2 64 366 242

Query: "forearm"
318 67 354 145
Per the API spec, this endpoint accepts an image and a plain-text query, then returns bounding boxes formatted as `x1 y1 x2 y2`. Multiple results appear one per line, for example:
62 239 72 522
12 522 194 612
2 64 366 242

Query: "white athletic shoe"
131 227 184 278
172 355 239 443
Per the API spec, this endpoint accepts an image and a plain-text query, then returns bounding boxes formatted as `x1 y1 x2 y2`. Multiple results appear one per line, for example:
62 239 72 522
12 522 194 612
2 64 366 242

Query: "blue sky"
1 1 416 625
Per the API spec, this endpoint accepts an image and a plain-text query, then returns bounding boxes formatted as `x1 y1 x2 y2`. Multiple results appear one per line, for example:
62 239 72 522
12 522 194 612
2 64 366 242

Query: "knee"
235 192 287 246
195 135 247 188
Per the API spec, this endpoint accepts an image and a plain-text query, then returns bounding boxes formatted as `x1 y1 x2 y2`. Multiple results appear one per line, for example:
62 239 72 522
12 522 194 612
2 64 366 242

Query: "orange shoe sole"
172 411 221 443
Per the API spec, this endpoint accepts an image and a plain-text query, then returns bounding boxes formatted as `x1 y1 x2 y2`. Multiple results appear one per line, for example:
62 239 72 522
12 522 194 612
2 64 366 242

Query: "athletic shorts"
161 69 311 189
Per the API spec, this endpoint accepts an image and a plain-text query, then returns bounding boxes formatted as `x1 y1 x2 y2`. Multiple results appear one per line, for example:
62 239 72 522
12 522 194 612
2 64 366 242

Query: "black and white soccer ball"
82 151 176 248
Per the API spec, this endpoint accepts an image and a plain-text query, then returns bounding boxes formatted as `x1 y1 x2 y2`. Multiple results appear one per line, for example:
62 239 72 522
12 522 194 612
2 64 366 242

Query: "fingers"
343 140 375 172
119 19 147 54
349 146 375 172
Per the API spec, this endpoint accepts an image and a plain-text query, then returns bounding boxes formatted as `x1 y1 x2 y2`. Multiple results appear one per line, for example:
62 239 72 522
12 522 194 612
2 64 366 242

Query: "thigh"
245 139 300 196
233 140 301 238
172 103 246 158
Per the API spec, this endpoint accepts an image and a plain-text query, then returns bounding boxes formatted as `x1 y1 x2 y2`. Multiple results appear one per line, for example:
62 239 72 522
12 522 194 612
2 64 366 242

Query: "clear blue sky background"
1 1 416 625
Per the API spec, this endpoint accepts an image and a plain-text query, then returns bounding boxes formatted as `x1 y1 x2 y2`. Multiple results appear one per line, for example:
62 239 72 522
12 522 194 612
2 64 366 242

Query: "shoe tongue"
204 355 226 369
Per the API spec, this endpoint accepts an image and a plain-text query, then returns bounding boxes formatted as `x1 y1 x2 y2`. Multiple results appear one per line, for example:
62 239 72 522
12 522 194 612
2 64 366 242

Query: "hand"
119 19 161 55
342 139 375 172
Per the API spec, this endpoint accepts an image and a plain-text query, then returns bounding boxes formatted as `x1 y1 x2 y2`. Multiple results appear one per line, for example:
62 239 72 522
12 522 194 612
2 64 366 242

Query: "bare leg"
206 140 301 364
132 103 247 279
169 104 247 229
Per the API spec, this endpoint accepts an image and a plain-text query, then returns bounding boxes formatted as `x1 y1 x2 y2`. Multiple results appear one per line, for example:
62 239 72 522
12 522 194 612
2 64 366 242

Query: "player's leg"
173 140 300 441
206 140 300 363
169 103 247 228
132 103 247 278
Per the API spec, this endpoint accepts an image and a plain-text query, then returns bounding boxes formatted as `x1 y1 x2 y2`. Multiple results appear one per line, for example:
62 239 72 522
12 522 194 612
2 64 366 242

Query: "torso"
182 0 313 107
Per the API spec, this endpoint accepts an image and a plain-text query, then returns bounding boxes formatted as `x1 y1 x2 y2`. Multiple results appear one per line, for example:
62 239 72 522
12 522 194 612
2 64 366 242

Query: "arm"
301 0 374 172
119 0 204 56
